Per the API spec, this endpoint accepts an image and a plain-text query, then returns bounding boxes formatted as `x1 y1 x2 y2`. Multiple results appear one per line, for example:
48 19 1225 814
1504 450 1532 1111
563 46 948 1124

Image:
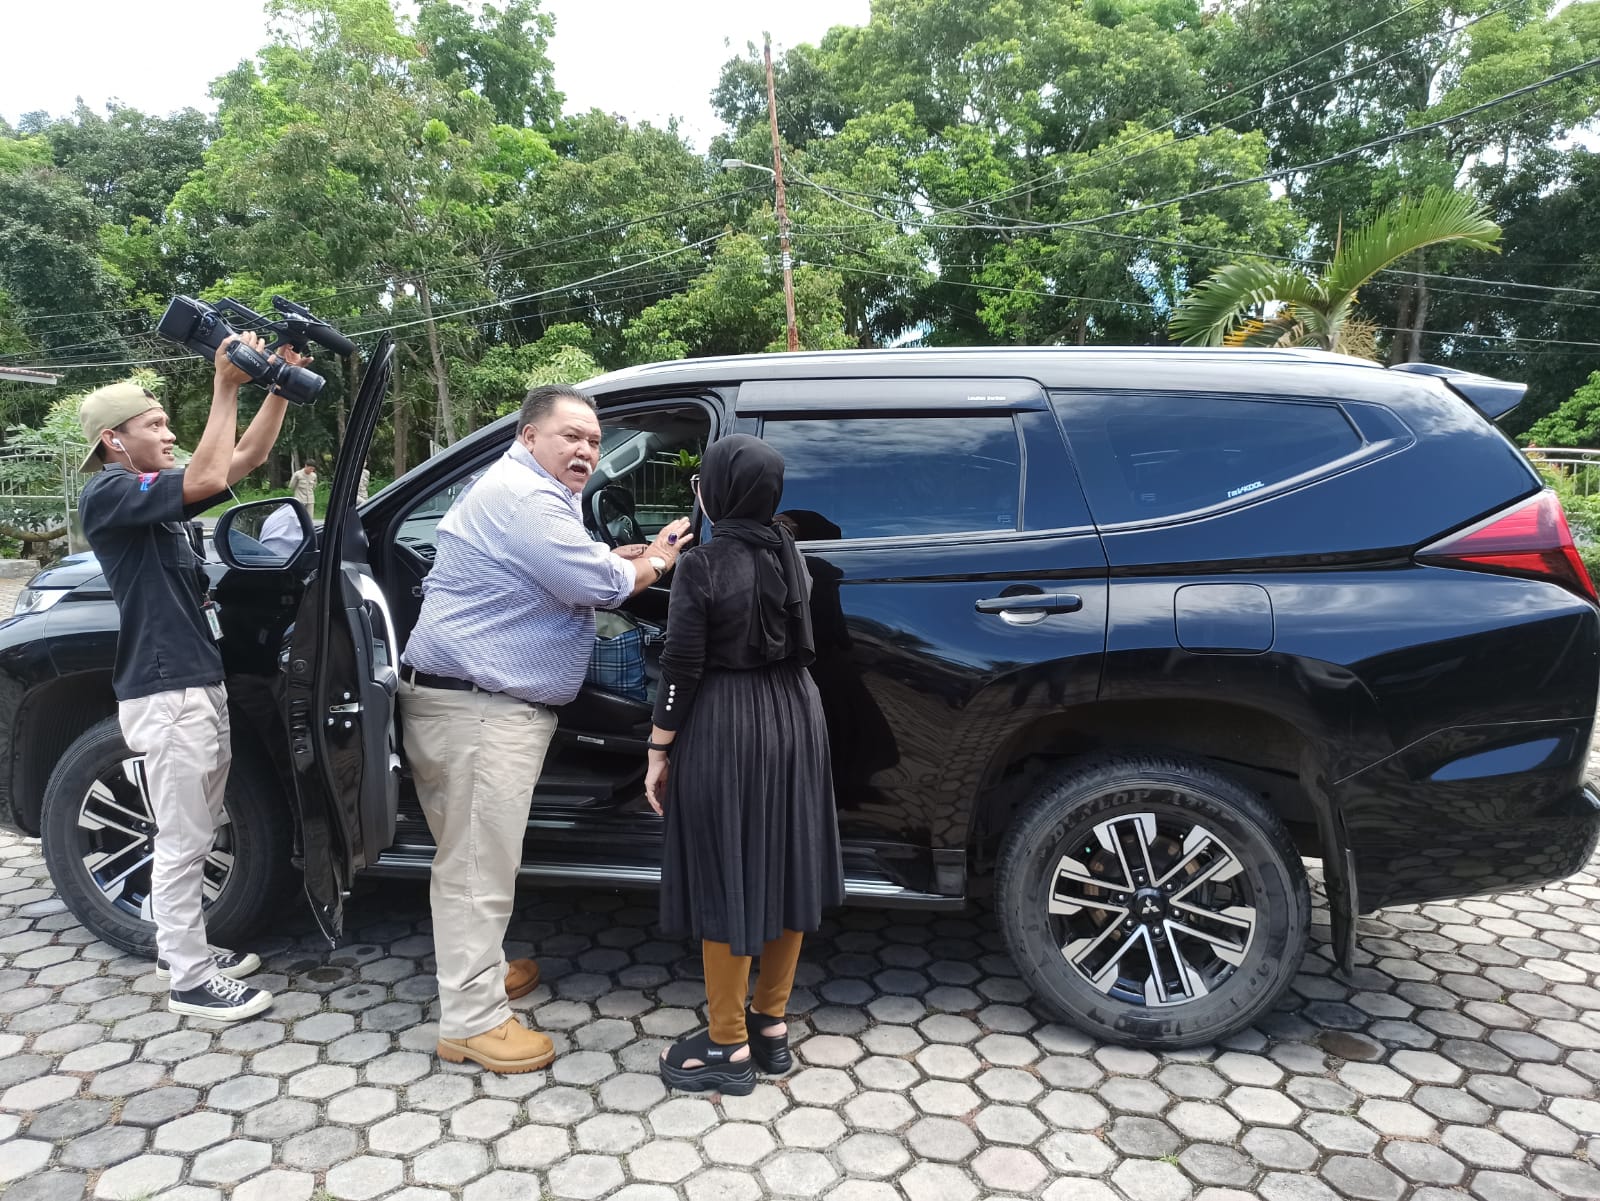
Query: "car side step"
368 847 965 909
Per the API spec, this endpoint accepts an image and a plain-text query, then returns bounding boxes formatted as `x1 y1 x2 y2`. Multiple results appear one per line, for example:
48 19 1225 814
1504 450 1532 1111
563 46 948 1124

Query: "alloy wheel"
1048 809 1258 1006
75 756 235 920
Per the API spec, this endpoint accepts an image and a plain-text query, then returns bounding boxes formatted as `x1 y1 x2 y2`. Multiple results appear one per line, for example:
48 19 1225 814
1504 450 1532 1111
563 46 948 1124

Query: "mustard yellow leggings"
701 930 804 1044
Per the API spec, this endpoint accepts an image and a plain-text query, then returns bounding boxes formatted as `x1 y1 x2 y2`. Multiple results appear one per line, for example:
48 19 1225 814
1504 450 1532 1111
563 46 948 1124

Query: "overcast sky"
0 0 870 148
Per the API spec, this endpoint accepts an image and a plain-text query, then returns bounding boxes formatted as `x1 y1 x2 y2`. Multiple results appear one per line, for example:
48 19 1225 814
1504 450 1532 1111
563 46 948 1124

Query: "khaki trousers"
118 684 231 992
400 679 557 1039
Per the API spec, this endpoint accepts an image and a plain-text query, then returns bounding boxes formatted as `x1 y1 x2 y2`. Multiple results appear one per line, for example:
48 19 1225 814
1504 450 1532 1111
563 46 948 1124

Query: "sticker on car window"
1227 480 1264 499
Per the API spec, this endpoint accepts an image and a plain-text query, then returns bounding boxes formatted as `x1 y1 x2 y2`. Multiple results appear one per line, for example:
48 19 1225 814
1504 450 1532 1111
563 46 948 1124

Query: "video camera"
156 295 356 406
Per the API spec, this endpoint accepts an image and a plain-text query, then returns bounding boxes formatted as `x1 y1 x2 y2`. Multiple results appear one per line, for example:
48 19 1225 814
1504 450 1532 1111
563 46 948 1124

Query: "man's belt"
401 665 480 692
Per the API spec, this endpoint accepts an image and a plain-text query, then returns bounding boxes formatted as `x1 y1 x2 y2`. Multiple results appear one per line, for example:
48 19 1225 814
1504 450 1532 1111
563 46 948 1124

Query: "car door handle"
976 592 1083 615
976 593 1083 626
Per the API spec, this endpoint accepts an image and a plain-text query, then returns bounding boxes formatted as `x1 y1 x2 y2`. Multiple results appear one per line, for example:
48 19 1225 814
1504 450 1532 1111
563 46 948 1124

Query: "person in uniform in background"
287 460 317 515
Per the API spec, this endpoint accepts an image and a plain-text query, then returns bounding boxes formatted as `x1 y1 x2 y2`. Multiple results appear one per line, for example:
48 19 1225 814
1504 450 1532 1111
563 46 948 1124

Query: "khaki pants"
119 684 231 992
400 679 557 1039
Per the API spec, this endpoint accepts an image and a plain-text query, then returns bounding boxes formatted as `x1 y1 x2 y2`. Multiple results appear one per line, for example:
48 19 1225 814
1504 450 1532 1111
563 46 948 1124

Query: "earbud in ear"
111 437 125 450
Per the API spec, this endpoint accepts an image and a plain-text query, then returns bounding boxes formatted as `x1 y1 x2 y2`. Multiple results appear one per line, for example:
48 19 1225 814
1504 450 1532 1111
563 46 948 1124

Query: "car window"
758 416 1022 539
1053 392 1363 525
592 406 710 540
395 469 486 563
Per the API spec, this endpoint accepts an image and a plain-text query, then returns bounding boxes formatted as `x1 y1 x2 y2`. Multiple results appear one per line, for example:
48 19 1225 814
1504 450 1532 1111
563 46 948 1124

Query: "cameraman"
77 332 309 1023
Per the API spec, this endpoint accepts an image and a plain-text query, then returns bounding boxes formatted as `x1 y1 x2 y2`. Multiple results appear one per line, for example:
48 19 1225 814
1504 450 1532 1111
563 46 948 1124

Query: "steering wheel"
591 485 644 548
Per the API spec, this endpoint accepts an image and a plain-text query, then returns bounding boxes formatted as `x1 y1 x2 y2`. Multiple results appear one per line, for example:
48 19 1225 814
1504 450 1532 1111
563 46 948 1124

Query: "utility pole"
765 34 800 352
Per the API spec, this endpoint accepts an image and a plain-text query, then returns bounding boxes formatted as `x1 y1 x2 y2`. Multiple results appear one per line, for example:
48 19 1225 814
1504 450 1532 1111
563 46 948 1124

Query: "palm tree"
1168 187 1501 358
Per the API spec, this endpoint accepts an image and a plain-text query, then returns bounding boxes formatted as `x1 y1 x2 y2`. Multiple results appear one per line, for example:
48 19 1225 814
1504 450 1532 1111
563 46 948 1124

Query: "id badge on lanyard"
186 522 223 641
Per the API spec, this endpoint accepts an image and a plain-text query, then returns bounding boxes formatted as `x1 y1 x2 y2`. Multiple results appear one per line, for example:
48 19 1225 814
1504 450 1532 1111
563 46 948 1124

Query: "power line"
792 58 1600 249
8 187 767 337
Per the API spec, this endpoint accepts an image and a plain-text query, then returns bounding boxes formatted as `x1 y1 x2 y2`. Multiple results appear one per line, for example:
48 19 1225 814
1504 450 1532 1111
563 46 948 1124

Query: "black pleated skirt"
659 660 845 956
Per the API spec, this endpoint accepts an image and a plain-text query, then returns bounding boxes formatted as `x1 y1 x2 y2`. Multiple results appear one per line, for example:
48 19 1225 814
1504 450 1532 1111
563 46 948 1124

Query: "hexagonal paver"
777 1106 847 1149
153 1111 235 1153
414 1141 491 1187
908 1116 979 1163
972 1147 1048 1193
325 1156 405 1201
496 1124 571 1168
1379 1140 1467 1187
1320 1155 1405 1201
1042 1129 1117 1176
976 1103 1047 1145
1111 1158 1193 1201
899 1163 977 1201
93 1155 183 1200
327 1085 397 1125
629 1139 703 1183
687 1169 762 1201
1225 1086 1302 1126
837 1132 912 1180
762 1150 841 1197
548 1153 625 1200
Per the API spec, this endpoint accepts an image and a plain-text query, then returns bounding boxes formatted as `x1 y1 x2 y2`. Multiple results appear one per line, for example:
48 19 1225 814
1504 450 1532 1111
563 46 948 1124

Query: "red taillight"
1418 490 1598 603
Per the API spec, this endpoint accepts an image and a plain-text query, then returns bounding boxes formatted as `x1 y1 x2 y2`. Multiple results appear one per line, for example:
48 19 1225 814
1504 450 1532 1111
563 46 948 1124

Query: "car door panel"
742 381 1110 859
285 336 400 942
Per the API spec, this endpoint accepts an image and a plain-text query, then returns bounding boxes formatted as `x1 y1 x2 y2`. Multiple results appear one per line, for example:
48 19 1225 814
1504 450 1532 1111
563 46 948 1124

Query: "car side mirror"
214 498 315 571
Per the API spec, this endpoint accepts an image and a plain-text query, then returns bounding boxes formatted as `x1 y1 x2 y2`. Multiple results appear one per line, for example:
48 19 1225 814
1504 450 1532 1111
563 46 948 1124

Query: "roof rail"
1390 361 1526 421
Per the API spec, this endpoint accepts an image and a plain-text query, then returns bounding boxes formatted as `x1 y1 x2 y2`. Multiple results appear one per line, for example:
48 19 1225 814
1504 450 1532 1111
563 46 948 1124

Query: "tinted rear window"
1053 392 1362 524
759 416 1022 539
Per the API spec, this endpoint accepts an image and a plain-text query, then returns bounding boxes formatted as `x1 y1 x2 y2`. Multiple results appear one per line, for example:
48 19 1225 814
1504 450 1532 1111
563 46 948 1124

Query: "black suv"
4 344 1597 1048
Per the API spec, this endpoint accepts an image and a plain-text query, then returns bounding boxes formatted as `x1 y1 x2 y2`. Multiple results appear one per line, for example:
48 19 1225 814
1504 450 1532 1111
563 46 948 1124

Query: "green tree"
622 234 855 362
1527 370 1600 448
1169 187 1502 355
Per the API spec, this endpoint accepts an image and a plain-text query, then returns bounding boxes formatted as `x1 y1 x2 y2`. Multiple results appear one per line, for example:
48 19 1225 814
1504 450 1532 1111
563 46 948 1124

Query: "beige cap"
77 382 163 473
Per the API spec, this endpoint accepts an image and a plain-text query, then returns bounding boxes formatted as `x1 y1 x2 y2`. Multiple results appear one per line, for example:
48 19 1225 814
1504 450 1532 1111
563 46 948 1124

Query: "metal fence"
1524 447 1600 495
0 443 91 555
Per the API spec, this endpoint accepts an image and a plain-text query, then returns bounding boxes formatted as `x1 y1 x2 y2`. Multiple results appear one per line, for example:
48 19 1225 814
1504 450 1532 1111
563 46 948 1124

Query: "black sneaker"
169 973 273 1022
155 947 261 982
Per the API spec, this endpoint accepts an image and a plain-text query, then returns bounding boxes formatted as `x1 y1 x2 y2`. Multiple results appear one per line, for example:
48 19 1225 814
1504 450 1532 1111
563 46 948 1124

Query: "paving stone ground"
2 764 1599 1201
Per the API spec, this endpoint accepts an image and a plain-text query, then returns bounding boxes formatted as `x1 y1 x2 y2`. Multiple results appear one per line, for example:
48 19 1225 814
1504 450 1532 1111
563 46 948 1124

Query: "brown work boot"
505 958 541 1000
437 1018 555 1074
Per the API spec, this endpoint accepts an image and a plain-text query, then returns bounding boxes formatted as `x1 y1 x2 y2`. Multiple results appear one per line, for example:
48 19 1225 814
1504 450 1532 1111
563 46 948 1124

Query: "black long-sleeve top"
652 538 803 731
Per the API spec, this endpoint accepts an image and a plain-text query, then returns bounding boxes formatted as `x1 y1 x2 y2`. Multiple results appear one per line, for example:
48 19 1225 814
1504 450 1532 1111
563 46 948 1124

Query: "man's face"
103 407 176 473
522 399 601 493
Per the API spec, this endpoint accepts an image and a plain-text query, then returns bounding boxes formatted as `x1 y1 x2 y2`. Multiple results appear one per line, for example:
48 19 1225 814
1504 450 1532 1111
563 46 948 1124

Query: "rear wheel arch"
967 697 1360 968
995 751 1312 1047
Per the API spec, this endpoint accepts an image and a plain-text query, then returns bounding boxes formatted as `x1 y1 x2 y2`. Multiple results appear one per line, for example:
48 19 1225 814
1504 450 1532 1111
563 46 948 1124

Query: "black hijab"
699 434 815 666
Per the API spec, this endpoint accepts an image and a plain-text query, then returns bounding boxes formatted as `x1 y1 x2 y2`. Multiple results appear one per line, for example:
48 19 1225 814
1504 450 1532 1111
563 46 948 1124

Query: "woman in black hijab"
646 434 844 1095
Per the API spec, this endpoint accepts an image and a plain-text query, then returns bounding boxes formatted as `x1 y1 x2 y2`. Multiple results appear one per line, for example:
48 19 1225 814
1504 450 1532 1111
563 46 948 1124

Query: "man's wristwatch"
647 555 668 575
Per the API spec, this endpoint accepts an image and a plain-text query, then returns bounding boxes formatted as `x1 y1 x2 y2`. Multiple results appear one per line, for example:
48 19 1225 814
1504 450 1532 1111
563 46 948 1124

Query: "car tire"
40 716 295 958
996 753 1310 1049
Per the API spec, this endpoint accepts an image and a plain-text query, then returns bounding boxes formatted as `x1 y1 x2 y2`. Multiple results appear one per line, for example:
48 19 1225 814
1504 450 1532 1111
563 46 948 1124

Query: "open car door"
285 335 400 943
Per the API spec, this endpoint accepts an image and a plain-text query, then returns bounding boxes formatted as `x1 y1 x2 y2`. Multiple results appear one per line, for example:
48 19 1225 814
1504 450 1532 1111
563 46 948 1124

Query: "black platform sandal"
659 1032 757 1095
746 1006 792 1075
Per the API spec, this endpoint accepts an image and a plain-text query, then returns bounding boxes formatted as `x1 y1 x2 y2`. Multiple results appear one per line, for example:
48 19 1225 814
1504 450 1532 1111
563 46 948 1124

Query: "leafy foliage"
0 0 1596 495
1170 188 1502 354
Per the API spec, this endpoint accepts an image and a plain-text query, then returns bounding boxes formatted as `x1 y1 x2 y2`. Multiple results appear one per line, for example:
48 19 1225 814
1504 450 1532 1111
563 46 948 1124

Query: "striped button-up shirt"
401 442 637 705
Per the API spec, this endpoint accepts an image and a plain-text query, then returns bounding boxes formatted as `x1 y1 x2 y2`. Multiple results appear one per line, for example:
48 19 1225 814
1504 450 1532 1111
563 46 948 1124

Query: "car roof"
579 345 1417 404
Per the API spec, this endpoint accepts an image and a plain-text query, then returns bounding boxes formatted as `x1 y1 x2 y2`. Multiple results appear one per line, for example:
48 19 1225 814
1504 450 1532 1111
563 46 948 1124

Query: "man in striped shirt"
401 384 691 1073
